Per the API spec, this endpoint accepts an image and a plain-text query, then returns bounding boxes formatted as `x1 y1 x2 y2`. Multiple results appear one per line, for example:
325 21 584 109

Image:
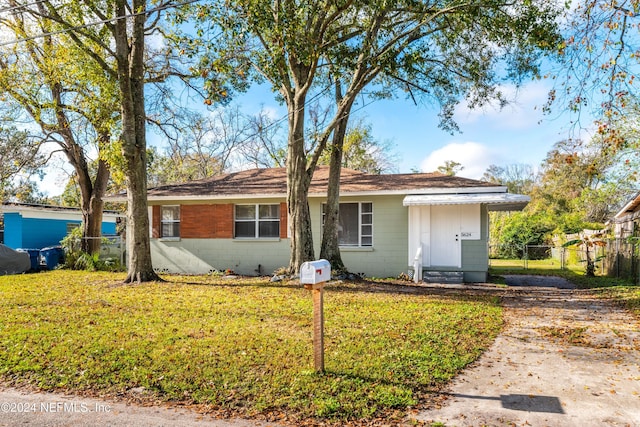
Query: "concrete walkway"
412 276 640 426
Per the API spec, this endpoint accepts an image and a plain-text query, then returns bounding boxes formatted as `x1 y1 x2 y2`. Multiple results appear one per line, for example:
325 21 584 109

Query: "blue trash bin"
39 246 65 270
17 248 41 272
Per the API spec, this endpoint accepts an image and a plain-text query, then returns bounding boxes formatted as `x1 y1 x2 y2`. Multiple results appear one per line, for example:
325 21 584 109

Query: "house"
604 192 640 282
1 202 121 250
128 167 529 282
610 191 640 239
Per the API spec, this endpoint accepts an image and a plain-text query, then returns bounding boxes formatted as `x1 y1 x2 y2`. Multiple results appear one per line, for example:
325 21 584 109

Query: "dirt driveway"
412 276 640 426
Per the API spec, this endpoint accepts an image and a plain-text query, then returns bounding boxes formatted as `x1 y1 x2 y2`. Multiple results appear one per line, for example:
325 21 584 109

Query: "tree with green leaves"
316 0 562 271
556 0 640 122
0 3 117 254
482 164 536 195
21 0 185 282
563 230 607 276
318 121 398 174
147 146 225 187
437 160 464 176
490 131 638 258
528 137 634 224
189 0 564 274
0 126 47 201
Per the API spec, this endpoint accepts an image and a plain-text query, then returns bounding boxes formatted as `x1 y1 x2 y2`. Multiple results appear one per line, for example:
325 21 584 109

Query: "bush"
60 228 124 272
491 211 555 259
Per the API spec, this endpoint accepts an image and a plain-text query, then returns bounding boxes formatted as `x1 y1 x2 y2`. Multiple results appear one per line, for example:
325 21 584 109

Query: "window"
235 204 280 238
322 202 373 247
66 223 80 234
161 206 180 238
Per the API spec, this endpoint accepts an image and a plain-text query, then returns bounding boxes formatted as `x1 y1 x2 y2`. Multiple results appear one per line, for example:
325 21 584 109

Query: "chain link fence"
65 235 125 266
490 240 640 284
489 244 606 274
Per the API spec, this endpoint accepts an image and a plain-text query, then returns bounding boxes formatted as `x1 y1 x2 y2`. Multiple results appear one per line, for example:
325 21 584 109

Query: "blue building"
2 202 121 250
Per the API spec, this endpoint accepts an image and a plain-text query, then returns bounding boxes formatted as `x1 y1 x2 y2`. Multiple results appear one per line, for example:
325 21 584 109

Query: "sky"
34 74 589 197
353 79 565 178
228 77 587 180
5 2 593 197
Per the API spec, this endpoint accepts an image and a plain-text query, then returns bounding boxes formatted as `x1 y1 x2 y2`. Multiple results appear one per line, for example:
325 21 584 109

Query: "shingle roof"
144 166 499 199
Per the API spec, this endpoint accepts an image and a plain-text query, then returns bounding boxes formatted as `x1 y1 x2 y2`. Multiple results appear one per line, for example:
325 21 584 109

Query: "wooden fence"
604 238 640 284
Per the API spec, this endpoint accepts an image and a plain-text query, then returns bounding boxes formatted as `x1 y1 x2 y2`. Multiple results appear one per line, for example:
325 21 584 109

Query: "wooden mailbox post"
300 259 331 373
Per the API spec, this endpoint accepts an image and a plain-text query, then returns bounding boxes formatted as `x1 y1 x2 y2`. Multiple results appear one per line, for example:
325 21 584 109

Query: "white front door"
430 205 461 267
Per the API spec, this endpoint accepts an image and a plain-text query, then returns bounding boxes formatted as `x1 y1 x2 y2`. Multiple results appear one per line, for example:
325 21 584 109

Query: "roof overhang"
2 203 122 221
109 186 511 203
403 193 530 211
614 191 640 219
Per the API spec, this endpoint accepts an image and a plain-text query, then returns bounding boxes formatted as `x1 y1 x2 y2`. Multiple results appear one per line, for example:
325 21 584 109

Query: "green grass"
489 260 631 289
594 286 640 319
489 258 574 271
0 271 502 422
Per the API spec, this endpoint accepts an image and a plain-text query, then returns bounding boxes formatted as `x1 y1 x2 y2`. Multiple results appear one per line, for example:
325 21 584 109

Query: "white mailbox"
300 259 331 284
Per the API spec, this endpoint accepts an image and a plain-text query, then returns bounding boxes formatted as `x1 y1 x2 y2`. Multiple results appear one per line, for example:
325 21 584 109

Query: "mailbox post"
300 259 331 373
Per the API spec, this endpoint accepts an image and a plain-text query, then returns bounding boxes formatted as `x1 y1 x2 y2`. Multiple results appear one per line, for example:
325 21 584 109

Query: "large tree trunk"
320 84 355 274
286 93 315 274
115 0 160 283
51 81 111 255
61 140 109 255
79 158 110 254
319 118 348 273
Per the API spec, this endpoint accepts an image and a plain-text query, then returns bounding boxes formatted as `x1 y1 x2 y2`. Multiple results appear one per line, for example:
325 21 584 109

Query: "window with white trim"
161 206 180 238
322 202 373 247
235 204 280 238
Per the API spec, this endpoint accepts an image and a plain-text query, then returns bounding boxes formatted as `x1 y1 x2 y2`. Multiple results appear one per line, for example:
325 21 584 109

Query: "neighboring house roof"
614 191 640 219
128 166 513 201
1 202 122 219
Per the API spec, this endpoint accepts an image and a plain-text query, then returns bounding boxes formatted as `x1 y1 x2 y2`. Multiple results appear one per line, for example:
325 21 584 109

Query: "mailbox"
300 259 331 284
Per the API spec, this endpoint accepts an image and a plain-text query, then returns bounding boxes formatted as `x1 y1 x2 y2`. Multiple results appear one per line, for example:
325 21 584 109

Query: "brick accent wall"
152 203 288 239
280 202 288 238
181 204 234 238
152 206 161 238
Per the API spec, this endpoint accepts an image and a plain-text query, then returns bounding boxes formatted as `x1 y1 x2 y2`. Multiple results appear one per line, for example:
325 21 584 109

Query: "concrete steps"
422 271 464 284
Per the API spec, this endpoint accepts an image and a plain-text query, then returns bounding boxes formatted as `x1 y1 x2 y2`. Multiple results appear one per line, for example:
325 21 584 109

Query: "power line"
0 0 200 48
225 83 381 162
1 1 385 158
0 0 48 15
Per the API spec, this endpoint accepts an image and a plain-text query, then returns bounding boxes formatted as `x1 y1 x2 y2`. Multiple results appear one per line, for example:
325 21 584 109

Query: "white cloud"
34 147 74 197
453 80 551 130
258 105 281 120
420 142 498 179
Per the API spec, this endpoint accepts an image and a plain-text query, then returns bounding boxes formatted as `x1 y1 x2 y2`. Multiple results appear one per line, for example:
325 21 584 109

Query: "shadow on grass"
159 275 506 309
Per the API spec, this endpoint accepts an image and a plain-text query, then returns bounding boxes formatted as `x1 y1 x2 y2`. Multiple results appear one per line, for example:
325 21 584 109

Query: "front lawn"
0 271 502 423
